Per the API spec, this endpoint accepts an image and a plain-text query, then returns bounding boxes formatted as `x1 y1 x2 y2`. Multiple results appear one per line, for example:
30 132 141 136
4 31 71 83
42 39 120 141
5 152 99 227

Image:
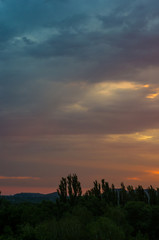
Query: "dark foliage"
1 174 159 240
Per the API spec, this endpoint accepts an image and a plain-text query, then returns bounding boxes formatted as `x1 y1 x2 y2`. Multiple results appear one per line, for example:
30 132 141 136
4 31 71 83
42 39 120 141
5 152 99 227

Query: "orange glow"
145 170 159 175
127 177 141 181
144 84 150 88
0 176 40 180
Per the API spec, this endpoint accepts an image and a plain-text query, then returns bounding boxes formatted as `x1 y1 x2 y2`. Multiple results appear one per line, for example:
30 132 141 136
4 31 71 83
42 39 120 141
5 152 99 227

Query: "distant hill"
1 192 59 203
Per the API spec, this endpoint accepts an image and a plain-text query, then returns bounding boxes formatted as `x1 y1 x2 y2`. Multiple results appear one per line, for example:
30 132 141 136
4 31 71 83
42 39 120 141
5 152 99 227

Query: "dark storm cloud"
1 0 159 83
10 0 156 82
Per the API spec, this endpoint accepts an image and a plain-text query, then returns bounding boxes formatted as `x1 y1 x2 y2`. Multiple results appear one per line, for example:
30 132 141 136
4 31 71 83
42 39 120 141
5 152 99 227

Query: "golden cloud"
146 93 159 99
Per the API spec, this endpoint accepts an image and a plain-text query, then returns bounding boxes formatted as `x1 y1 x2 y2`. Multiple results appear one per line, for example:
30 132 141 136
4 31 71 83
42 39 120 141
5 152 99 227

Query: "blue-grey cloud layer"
1 0 159 82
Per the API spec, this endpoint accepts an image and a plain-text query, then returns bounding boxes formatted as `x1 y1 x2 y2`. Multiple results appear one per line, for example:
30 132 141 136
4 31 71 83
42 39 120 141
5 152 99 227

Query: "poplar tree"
57 174 82 204
57 177 67 203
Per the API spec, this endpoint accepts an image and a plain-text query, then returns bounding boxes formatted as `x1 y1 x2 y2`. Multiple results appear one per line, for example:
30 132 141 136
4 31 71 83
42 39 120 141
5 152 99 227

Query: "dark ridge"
1 192 59 203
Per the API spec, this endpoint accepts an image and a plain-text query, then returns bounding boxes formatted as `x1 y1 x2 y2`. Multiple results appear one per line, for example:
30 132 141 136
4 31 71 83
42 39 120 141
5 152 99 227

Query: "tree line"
57 173 159 206
1 174 159 240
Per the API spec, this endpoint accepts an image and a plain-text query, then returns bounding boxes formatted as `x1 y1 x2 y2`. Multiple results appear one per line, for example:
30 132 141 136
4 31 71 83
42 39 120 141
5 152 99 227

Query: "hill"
1 192 59 203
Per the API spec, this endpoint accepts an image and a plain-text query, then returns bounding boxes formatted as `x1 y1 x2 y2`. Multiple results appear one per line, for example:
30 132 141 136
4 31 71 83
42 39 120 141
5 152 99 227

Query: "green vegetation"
1 174 159 240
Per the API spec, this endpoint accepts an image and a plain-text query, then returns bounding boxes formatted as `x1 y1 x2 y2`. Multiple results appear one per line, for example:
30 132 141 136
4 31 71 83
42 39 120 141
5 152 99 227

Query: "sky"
1 0 159 195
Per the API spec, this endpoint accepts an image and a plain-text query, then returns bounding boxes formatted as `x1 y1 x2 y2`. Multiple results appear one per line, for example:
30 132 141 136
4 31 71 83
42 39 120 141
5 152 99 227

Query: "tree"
67 174 82 204
127 185 135 201
124 201 151 236
101 180 117 205
57 177 67 203
135 185 148 203
57 174 82 204
148 185 157 205
87 216 125 240
101 179 110 202
119 182 127 205
111 184 118 205
87 180 101 199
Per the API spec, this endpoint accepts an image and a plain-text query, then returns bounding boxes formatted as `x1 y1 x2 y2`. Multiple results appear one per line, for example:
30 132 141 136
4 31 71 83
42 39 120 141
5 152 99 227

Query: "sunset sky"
1 0 159 195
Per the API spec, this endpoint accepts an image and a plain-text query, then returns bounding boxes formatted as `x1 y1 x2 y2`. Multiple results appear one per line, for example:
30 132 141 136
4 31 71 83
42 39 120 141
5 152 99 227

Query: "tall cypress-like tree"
135 185 148 203
57 177 67 203
92 180 101 199
101 179 110 203
120 182 127 205
147 185 156 205
127 185 135 201
57 174 82 204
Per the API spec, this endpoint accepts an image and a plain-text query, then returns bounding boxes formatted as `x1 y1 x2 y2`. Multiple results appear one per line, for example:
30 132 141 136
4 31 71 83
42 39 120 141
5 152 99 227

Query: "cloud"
1 0 159 84
145 170 159 176
1 81 159 137
2 0 159 193
126 177 141 181
0 176 40 180
20 0 159 82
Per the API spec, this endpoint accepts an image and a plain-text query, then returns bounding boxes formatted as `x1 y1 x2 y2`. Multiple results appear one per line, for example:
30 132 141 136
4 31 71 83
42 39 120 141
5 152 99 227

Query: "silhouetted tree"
57 174 82 204
67 174 82 204
101 179 110 202
127 185 135 201
148 185 157 205
119 182 127 205
90 180 101 199
57 177 67 203
101 180 117 205
111 184 118 205
135 185 148 203
157 188 159 204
